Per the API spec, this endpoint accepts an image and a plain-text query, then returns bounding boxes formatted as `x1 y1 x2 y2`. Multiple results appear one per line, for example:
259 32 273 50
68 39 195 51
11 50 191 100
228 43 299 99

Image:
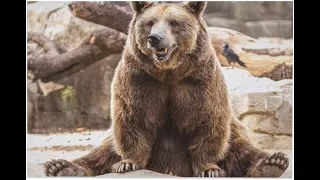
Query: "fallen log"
28 28 127 82
69 1 133 34
208 27 292 80
28 25 292 82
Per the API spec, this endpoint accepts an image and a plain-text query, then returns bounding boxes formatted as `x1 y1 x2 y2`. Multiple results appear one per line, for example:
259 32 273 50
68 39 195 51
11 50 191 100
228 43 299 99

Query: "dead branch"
28 28 127 82
27 32 60 55
69 1 133 34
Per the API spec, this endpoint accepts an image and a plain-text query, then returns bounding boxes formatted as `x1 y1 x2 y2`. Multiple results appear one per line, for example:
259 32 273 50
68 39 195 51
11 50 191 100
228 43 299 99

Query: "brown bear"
44 1 289 177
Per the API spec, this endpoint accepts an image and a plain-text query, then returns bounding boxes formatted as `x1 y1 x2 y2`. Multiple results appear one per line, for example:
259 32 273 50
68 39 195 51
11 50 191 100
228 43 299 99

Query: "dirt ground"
27 130 292 178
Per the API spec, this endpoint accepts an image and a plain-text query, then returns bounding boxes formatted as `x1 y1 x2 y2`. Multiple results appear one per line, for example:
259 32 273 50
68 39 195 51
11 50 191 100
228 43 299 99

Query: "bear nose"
148 34 162 46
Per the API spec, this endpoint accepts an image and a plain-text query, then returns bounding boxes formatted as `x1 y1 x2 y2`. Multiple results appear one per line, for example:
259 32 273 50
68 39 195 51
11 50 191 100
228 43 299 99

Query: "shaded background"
204 1 292 38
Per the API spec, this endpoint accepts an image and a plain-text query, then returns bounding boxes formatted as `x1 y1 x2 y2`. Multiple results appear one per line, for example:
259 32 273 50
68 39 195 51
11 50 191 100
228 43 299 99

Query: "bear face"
131 1 207 69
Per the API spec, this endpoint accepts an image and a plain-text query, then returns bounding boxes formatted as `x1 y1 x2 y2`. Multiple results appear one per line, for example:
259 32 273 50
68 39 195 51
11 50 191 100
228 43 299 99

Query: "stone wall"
224 68 292 150
204 1 293 38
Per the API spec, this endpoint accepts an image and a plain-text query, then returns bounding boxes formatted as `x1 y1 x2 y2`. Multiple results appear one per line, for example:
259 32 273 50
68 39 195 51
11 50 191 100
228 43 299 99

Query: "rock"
248 132 292 150
97 170 175 178
205 1 293 21
32 54 122 133
28 163 45 178
203 2 293 38
273 135 292 150
256 115 291 135
28 2 122 133
241 111 292 136
205 17 293 40
27 163 176 178
205 18 293 39
242 114 292 149
61 53 122 121
204 2 232 14
28 1 109 51
244 20 293 39
28 1 67 34
247 132 274 149
204 16 245 33
231 2 293 21
223 67 292 150
27 130 292 178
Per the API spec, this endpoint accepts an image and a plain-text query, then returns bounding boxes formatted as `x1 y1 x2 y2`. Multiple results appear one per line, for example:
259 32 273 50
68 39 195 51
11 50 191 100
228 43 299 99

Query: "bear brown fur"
44 1 289 177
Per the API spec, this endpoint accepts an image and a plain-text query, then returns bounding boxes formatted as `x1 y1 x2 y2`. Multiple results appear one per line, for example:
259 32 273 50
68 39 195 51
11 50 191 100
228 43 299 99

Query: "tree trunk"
28 29 127 83
69 1 133 34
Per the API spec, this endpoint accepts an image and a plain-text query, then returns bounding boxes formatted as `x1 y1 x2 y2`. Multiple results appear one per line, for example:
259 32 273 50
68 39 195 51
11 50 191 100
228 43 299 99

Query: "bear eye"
170 20 179 27
146 20 154 26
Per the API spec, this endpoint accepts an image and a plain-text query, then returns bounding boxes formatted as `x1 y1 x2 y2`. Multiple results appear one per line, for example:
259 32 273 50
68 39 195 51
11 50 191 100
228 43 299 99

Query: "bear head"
129 1 208 69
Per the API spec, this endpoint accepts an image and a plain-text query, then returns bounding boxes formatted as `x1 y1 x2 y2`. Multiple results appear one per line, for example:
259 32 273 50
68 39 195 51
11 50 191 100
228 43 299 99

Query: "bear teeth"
154 48 168 55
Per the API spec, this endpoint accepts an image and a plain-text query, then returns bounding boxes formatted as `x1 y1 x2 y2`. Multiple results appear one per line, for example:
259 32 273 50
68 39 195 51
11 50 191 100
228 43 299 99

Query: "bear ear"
130 1 153 14
183 1 207 17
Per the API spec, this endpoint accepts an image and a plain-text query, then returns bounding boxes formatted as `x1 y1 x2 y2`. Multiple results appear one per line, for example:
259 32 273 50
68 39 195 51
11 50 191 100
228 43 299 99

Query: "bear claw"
116 161 140 173
198 168 226 177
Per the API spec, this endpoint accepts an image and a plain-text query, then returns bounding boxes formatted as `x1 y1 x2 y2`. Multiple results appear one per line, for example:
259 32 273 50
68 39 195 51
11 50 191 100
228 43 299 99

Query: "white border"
26 0 294 179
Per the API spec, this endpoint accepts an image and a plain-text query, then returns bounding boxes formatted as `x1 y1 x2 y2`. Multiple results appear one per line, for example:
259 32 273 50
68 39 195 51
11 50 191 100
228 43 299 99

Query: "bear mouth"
151 45 177 61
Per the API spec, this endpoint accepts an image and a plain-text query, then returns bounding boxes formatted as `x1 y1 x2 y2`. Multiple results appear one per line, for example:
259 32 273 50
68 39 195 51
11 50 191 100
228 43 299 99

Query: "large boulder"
204 16 292 38
223 67 292 150
204 16 246 33
205 1 293 21
28 1 109 51
203 1 293 38
244 20 293 39
32 54 121 132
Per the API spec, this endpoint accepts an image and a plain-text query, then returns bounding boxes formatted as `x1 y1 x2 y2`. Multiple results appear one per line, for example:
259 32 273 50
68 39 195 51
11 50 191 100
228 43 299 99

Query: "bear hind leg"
220 134 289 177
44 135 121 176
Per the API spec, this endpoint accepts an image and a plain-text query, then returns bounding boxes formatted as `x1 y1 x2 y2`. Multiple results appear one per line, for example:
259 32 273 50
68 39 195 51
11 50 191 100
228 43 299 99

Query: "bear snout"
148 34 162 47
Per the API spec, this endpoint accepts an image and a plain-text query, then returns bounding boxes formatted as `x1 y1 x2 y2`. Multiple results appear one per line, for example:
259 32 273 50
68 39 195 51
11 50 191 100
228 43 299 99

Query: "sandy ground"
27 131 292 178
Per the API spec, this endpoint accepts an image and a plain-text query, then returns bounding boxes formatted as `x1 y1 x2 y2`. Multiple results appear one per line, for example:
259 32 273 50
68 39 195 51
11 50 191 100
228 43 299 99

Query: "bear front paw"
112 159 141 173
193 163 226 177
